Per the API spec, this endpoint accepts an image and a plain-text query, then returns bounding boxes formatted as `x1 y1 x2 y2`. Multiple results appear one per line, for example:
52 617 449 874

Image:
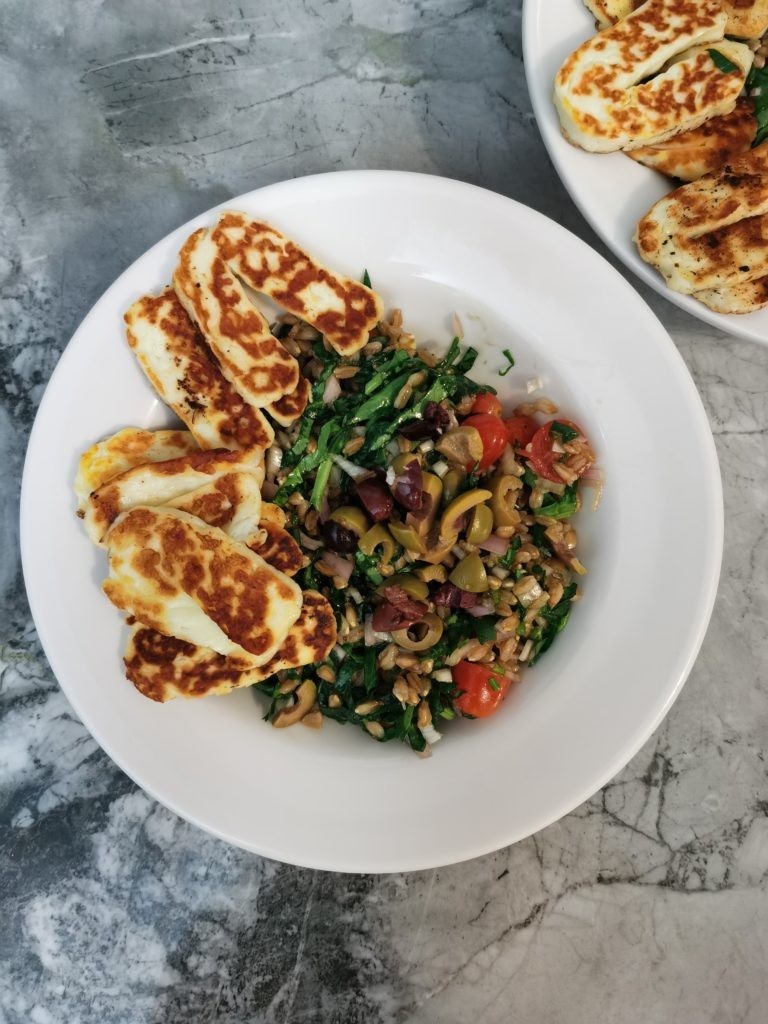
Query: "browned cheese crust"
125 590 337 701
212 212 384 356
249 520 305 577
628 98 757 182
174 228 299 407
125 288 274 449
104 507 301 663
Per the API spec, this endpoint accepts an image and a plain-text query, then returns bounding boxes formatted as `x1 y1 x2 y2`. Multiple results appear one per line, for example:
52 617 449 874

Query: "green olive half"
466 503 493 544
389 520 426 554
392 613 444 651
449 553 489 593
359 524 396 563
379 573 428 601
440 488 492 540
330 505 370 537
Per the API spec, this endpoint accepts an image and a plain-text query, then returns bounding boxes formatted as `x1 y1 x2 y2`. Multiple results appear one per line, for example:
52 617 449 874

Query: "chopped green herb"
362 268 372 288
498 349 516 376
474 616 497 643
487 676 501 692
537 483 579 520
708 49 739 75
550 421 579 443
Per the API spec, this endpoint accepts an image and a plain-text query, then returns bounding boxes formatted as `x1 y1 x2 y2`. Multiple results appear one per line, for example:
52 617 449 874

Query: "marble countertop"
2 0 768 1020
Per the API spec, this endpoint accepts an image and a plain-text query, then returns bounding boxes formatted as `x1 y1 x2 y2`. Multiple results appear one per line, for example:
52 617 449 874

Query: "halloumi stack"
124 590 336 702
76 427 199 514
628 98 757 182
211 212 384 357
584 0 768 39
83 447 264 545
555 0 752 153
173 228 300 408
103 507 303 666
635 143 768 311
124 288 274 450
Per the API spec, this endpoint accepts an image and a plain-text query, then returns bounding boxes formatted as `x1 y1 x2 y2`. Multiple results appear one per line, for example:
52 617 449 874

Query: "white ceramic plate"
523 0 768 344
21 171 722 872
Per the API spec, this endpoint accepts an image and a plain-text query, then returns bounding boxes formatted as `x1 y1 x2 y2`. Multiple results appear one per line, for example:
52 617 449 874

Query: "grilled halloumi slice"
584 0 638 28
75 428 199 514
265 376 311 427
173 228 299 408
694 274 768 312
124 590 336 702
84 447 264 545
724 0 768 37
104 507 302 666
555 0 752 153
124 288 274 450
211 212 384 357
584 0 768 39
635 144 768 310
249 520 305 577
628 99 757 182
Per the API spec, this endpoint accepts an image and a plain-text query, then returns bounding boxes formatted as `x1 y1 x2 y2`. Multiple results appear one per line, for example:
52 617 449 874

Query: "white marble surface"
2 0 768 1021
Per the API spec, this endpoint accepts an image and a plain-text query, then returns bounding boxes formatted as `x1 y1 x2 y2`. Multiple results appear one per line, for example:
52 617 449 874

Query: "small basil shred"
708 49 739 75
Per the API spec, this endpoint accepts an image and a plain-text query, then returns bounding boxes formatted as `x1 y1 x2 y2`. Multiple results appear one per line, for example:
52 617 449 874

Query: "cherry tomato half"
527 419 590 483
471 392 503 417
503 414 537 450
462 413 508 471
452 661 512 718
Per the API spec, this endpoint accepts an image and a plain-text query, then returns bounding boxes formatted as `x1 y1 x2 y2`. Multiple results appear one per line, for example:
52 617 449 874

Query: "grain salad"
255 288 598 754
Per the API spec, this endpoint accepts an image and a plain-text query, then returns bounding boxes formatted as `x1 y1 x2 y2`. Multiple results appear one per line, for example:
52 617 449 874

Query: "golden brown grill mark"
104 507 301 663
125 590 337 702
125 289 274 451
249 521 304 577
173 229 299 407
636 143 768 311
212 213 384 357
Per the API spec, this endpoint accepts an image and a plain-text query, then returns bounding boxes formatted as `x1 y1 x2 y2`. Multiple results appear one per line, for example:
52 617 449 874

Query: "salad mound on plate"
74 213 597 757
256 300 597 754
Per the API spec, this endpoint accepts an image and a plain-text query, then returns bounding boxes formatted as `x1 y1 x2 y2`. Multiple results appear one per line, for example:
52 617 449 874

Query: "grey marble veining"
2 1 768 1021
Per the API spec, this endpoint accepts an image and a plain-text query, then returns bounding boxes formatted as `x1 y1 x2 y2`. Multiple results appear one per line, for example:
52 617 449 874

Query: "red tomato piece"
527 419 589 484
452 661 512 718
471 392 502 417
503 414 537 449
462 413 508 471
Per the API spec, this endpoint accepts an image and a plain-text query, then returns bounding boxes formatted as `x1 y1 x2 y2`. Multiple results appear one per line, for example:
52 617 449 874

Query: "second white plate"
523 0 768 344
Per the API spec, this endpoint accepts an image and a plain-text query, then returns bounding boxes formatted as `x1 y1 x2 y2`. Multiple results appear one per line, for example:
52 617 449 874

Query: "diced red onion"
466 602 495 617
320 550 353 582
332 454 371 482
364 615 391 647
265 445 283 482
323 375 342 404
477 533 510 555
299 531 324 551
